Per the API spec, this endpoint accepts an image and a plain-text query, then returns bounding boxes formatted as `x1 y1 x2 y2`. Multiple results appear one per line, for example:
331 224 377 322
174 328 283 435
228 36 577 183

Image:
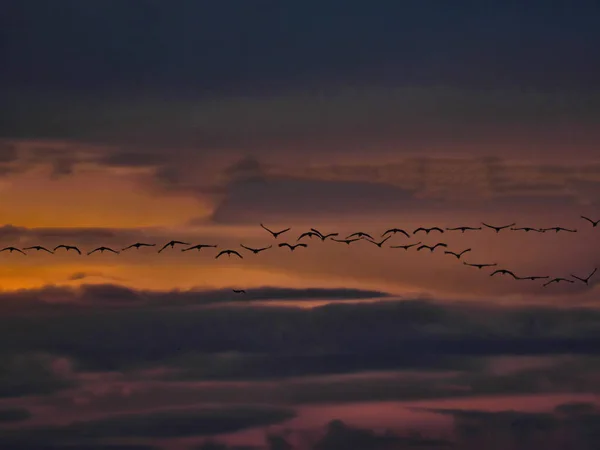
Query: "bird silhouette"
482 222 516 233
260 223 291 238
541 227 577 233
310 229 339 241
516 275 550 281
215 249 243 259
346 232 374 240
413 227 444 235
543 277 574 287
382 228 410 238
365 236 391 248
445 226 482 233
570 268 597 285
444 248 472 259
240 244 272 254
54 245 81 255
417 243 447 252
122 242 156 251
490 269 519 279
232 289 246 294
463 262 497 269
23 245 54 254
181 244 218 252
158 240 190 253
331 238 360 245
279 243 307 251
511 227 543 233
87 246 119 255
0 246 26 255
390 242 421 250
581 216 600 227
297 231 322 241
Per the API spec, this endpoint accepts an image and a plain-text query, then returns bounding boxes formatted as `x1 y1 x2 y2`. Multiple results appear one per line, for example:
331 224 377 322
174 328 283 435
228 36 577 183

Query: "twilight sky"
1 2 600 449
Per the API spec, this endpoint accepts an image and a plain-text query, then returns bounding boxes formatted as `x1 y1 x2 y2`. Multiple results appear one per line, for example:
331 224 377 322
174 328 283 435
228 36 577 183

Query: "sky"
1 1 600 449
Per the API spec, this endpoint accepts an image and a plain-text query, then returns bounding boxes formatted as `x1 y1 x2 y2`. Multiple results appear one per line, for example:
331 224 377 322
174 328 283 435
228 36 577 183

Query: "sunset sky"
1 2 600 449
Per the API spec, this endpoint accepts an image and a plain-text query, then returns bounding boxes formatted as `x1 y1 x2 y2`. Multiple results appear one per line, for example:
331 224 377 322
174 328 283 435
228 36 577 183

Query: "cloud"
0 408 32 423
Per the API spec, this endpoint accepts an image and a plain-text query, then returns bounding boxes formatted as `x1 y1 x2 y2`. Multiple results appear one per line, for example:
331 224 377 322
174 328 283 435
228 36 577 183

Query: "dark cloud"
0 408 32 423
99 150 168 168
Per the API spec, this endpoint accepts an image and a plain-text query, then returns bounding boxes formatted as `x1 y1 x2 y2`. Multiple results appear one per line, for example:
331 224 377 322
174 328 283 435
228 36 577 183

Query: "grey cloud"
0 408 32 423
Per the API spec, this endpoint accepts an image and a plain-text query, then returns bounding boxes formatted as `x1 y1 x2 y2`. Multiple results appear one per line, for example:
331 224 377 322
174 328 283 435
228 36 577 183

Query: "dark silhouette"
182 244 218 252
581 216 600 227
87 246 119 255
416 243 447 252
511 227 543 233
260 223 291 238
463 262 497 269
346 232 374 240
240 244 272 254
331 238 360 245
297 231 322 241
54 245 81 255
232 289 246 294
413 227 444 235
482 222 516 233
122 242 156 251
0 246 26 255
390 242 421 250
490 269 519 279
444 248 472 259
23 245 54 254
310 228 339 241
516 275 550 281
158 240 191 253
215 249 243 259
541 227 577 233
382 228 410 238
279 243 307 251
543 277 574 287
570 268 597 285
365 236 391 248
445 226 482 233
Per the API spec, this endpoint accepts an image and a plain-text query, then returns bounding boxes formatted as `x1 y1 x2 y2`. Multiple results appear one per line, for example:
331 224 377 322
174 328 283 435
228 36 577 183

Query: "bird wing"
310 228 324 236
122 244 135 250
432 227 444 232
413 228 424 233
260 223 275 234
278 227 291 234
460 248 472 255
279 243 291 248
73 247 81 254
158 243 170 253
88 249 98 255
233 251 243 258
581 216 593 223
481 223 495 229
490 270 501 276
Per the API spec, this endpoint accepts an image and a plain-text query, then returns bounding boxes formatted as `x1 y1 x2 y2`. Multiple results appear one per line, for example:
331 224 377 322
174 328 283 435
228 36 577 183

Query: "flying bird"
310 229 339 241
581 216 600 227
54 245 81 255
87 246 119 255
0 246 26 255
382 228 410 238
570 268 597 285
240 244 272 254
445 226 482 233
490 269 519 279
122 242 156 251
158 240 190 253
331 238 360 245
511 227 543 233
182 244 218 252
279 243 307 251
297 231 322 241
482 222 516 233
543 277 574 287
516 275 550 281
23 245 54 254
463 262 498 269
260 223 291 238
541 227 577 233
417 243 447 252
232 289 246 294
346 232 374 240
390 242 421 250
365 236 391 248
215 249 243 259
413 227 444 235
444 248 472 259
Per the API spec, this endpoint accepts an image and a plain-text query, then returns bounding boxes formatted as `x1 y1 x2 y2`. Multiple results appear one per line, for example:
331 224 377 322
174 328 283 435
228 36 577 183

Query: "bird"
23 245 54 254
543 277 574 287
417 243 447 252
382 228 410 238
54 245 81 255
444 248 472 259
158 240 190 253
122 242 156 251
463 262 497 269
541 227 577 233
364 236 391 248
240 244 272 254
413 227 444 235
580 216 600 227
482 222 516 233
490 269 519 279
181 244 218 252
232 289 246 294
511 227 543 233
279 243 307 251
331 238 360 245
445 226 482 233
516 275 550 281
0 246 26 255
390 242 421 250
310 229 339 241
346 232 374 240
87 246 119 255
570 268 597 285
260 223 291 238
297 231 322 241
215 249 243 259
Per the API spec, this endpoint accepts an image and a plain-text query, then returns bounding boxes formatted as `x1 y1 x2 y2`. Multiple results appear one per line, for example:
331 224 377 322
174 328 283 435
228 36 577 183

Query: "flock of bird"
1 216 598 292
